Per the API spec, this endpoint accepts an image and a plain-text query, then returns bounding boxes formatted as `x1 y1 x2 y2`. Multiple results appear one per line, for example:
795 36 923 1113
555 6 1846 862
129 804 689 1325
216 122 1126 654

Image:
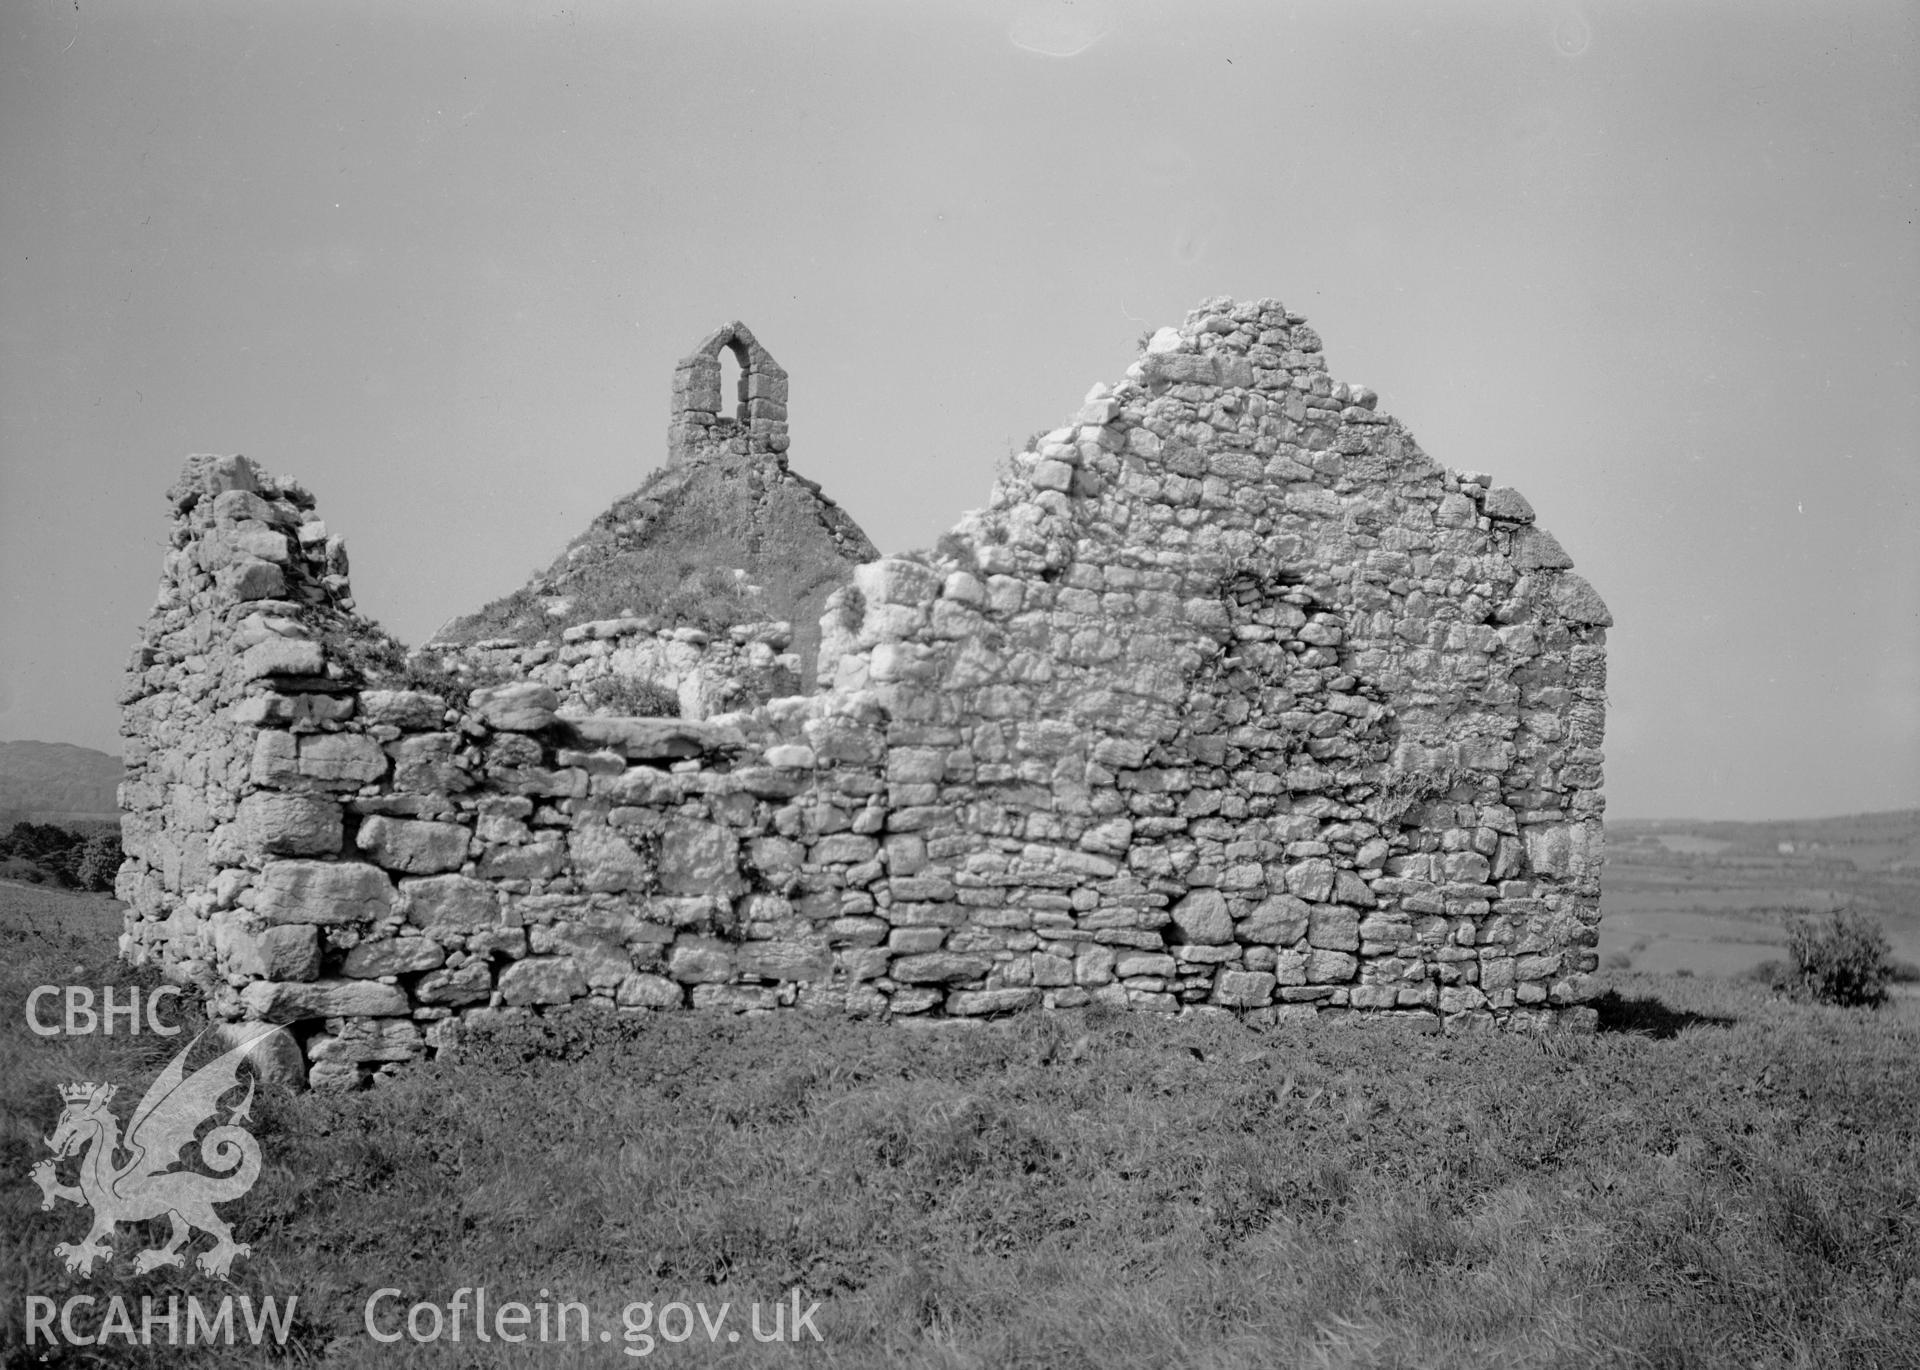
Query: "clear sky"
2 0 1913 821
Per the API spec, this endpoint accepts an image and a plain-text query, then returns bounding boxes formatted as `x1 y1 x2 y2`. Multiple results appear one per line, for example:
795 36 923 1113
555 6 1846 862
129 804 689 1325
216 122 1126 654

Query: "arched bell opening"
668 322 790 463
716 336 749 430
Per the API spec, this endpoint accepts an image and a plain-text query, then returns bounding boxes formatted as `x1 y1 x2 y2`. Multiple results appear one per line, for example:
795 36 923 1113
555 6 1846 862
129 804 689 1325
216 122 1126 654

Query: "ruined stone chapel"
117 298 1610 1086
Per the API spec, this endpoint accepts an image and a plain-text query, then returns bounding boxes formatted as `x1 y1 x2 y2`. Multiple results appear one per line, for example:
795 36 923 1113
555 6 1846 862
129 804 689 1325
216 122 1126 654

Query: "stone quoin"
117 298 1610 1088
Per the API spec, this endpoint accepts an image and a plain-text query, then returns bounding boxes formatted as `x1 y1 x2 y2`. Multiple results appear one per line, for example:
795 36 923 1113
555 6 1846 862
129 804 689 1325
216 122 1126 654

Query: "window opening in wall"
718 342 745 427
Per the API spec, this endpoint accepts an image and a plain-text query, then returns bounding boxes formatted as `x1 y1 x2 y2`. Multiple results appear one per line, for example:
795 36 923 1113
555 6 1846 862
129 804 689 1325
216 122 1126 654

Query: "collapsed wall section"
117 299 1609 1087
434 611 803 722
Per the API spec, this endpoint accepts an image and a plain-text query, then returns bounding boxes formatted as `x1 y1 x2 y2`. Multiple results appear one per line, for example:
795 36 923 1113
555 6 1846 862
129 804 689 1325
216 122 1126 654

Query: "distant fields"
1600 811 1920 994
4 867 1917 1369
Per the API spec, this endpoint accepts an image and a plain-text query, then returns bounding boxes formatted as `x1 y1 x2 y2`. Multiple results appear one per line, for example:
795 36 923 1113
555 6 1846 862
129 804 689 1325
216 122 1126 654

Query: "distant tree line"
0 821 122 892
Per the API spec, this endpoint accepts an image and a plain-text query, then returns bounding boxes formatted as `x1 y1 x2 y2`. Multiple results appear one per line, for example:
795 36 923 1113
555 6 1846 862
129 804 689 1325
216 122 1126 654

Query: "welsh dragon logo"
29 1028 268 1279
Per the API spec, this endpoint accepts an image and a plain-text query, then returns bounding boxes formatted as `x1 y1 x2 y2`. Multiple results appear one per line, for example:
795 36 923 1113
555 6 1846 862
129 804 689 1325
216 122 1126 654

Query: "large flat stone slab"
555 713 748 760
255 860 394 925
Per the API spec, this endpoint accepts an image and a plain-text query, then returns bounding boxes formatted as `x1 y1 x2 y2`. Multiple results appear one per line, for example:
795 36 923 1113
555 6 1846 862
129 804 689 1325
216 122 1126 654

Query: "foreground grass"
3 885 1917 1368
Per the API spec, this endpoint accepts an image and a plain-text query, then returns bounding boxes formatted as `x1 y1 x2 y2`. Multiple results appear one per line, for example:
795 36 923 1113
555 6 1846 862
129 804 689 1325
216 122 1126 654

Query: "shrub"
0 856 47 884
656 565 756 635
396 654 511 701
1785 909 1894 1008
577 675 681 718
834 586 866 633
932 531 978 572
295 605 514 701
74 833 122 892
0 821 119 890
296 609 409 683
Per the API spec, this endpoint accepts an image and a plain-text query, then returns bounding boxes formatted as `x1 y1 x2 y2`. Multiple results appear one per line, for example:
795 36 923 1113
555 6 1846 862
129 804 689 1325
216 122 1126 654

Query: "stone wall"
431 608 802 721
117 298 1610 1087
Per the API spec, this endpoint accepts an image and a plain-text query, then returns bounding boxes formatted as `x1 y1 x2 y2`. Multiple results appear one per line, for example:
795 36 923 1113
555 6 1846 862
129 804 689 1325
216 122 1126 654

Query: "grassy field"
3 879 1917 1369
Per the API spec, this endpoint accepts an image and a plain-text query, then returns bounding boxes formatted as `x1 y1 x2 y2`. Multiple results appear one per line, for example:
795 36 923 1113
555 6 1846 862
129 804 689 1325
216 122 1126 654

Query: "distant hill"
1610 809 1920 874
0 741 123 823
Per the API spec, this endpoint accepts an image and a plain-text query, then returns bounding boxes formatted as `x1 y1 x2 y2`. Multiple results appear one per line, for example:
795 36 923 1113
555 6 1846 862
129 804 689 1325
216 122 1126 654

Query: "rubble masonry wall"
117 298 1610 1087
